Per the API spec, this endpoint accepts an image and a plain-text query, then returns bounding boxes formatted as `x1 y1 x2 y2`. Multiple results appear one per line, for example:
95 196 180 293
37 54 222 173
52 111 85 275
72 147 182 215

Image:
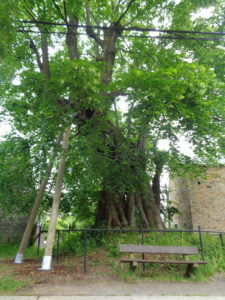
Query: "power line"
17 28 225 42
19 19 225 37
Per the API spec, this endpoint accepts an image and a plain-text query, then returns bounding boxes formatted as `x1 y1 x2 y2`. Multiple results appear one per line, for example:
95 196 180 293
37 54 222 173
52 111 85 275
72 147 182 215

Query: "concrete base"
14 253 23 264
39 256 52 271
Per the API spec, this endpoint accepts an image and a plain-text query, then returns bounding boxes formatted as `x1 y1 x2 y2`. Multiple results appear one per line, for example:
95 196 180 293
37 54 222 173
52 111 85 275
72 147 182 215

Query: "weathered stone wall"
0 214 28 243
169 177 193 229
169 167 225 231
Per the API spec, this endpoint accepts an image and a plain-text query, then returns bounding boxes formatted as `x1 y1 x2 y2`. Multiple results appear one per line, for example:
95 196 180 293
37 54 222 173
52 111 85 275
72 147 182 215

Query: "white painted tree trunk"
40 125 71 270
14 132 63 264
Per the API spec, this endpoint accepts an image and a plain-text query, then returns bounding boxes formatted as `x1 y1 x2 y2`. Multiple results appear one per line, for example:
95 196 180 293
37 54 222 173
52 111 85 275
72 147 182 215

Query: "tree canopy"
0 0 225 228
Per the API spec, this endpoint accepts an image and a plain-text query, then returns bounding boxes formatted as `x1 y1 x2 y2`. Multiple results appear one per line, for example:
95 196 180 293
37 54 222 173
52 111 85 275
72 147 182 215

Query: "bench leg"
129 261 137 271
184 263 198 277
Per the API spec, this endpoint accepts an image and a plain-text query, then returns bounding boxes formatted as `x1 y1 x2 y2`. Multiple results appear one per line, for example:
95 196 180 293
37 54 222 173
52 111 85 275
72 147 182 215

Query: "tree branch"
23 0 38 21
29 38 43 72
123 10 140 27
85 3 104 47
51 0 67 23
63 0 68 23
66 16 79 60
41 32 51 78
117 0 136 23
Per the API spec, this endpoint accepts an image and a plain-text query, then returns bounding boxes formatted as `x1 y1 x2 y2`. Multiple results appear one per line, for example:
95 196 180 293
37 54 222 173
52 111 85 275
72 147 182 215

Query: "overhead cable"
19 20 225 37
17 28 225 42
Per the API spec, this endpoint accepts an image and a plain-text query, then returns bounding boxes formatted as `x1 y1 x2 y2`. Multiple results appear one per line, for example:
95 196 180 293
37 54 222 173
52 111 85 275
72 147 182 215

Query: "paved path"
15 278 225 296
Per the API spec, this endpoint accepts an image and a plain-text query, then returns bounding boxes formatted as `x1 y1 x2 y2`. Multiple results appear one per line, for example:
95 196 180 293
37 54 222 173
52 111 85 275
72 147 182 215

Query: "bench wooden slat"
120 259 207 264
119 244 199 255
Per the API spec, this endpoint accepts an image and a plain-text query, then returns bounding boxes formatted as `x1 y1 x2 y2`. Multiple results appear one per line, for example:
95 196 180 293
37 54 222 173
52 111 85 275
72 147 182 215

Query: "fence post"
219 232 224 249
37 225 41 256
83 229 87 273
141 230 145 272
56 230 60 263
198 226 205 261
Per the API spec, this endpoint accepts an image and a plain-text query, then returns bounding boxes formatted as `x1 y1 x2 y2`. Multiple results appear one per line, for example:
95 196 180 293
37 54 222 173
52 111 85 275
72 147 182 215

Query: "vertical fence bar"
84 229 87 273
198 226 205 261
141 230 145 272
37 225 41 256
56 230 60 263
219 232 224 249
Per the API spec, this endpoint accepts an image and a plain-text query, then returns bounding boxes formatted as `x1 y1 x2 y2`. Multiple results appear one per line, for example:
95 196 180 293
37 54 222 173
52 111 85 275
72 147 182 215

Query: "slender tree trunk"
14 131 63 264
40 125 71 270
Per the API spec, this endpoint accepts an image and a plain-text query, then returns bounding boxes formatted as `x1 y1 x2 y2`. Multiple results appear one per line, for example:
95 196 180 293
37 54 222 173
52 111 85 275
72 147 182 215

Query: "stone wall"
169 167 225 231
169 177 193 229
0 214 28 243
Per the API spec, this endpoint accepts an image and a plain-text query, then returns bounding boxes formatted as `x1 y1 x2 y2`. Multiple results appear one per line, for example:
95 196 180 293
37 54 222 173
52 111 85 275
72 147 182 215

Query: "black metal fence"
37 226 225 273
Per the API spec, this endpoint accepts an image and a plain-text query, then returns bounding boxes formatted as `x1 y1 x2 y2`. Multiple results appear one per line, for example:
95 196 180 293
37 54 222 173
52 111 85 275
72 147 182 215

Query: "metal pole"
83 229 87 273
219 232 224 249
37 225 41 256
57 230 60 263
198 226 205 261
141 230 145 272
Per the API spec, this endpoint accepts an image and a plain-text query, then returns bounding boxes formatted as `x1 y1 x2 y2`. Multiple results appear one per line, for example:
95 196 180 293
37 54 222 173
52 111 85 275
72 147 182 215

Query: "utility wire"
19 19 225 37
17 28 225 42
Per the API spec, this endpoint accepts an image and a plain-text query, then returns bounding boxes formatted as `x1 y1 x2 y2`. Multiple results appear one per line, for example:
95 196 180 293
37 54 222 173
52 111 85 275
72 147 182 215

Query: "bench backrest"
119 244 199 255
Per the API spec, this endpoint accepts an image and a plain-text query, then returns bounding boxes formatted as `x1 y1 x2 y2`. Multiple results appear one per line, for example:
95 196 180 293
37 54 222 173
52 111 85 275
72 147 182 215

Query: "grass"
95 230 225 282
53 229 225 282
0 242 44 294
0 243 43 260
0 230 224 294
0 277 26 293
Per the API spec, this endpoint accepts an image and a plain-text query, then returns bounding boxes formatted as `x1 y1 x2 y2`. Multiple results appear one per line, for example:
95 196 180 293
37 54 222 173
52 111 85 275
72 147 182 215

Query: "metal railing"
36 226 225 272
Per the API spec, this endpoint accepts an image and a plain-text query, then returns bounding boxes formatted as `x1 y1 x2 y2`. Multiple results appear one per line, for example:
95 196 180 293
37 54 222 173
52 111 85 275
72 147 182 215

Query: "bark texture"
15 132 63 263
42 125 71 260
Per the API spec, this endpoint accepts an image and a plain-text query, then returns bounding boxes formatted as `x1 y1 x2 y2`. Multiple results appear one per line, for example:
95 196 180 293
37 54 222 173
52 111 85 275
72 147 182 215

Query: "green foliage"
52 229 225 281
0 136 36 215
0 243 43 260
0 277 26 293
0 0 225 222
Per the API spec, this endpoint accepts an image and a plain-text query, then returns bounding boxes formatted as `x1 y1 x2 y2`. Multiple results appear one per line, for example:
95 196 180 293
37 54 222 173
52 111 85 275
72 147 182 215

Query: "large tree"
1 0 225 266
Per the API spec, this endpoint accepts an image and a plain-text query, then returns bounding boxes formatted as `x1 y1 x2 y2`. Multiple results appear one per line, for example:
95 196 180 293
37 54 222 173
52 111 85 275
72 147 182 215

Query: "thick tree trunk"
135 192 150 228
152 172 161 209
14 132 63 264
127 193 135 227
145 183 164 229
40 125 71 270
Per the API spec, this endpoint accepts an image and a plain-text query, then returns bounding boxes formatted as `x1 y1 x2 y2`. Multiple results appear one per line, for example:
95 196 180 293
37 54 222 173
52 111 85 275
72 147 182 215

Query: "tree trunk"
127 193 135 227
14 131 63 264
152 171 161 209
40 124 71 270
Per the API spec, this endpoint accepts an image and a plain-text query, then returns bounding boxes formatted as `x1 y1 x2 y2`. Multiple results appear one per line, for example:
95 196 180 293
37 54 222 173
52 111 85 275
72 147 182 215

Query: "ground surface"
17 275 225 296
1 250 225 296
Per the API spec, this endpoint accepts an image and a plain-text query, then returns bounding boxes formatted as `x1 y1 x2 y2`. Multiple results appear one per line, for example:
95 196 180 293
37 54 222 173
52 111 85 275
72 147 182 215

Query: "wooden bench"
119 244 207 277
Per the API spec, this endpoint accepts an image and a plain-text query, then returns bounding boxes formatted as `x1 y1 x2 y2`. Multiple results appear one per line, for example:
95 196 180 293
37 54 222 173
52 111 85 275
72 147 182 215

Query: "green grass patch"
0 277 26 293
0 243 44 260
81 230 225 282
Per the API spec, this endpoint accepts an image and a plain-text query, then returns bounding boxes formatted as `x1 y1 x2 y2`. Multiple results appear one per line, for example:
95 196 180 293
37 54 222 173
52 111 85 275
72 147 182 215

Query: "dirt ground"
1 250 225 296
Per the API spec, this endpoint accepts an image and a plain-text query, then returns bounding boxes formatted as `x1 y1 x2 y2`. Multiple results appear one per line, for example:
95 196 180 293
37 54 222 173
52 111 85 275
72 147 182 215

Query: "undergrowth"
0 243 44 260
0 230 224 285
58 230 225 282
